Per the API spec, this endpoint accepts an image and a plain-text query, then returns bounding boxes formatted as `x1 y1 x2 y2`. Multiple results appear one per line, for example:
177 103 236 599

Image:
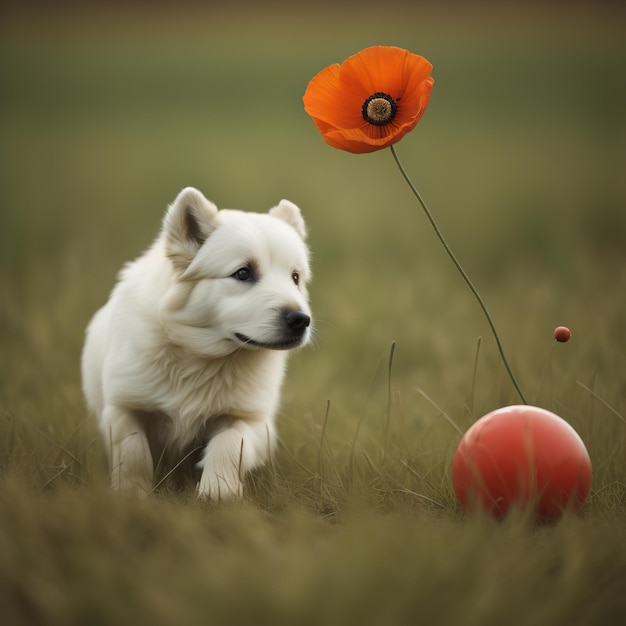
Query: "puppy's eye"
292 271 300 286
233 267 252 282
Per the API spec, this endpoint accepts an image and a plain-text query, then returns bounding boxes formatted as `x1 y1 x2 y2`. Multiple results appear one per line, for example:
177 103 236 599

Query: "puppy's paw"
196 471 243 501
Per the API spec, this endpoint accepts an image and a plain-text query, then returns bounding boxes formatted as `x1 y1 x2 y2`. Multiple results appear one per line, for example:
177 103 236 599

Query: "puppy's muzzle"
235 308 311 350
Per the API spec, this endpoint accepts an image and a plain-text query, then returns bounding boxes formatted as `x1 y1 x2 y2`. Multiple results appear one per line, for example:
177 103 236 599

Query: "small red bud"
554 326 572 342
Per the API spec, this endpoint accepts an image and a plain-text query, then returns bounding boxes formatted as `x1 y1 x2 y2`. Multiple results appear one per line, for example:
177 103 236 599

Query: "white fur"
81 187 312 499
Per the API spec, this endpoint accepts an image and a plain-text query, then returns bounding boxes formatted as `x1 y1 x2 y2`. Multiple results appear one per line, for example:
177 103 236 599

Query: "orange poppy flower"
303 46 434 154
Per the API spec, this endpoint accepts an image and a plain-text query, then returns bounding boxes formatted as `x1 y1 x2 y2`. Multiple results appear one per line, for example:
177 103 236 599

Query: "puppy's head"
160 187 312 356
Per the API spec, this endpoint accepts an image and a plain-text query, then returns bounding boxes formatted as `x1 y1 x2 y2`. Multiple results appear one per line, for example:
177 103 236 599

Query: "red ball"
452 405 592 520
554 326 572 342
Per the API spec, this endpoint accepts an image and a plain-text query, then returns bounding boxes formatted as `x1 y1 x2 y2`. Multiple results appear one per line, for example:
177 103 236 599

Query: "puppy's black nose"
284 309 311 331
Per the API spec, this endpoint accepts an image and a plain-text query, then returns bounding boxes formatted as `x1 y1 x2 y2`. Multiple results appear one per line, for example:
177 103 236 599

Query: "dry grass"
1 3 625 624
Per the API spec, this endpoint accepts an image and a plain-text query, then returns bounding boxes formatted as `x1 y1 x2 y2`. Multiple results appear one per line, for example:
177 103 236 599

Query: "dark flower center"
362 92 397 126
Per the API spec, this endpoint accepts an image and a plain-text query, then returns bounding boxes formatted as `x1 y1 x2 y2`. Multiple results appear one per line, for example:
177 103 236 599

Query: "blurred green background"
1 0 625 459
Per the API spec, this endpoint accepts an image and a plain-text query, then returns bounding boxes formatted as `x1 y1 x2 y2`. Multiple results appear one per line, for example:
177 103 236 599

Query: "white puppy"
81 187 312 499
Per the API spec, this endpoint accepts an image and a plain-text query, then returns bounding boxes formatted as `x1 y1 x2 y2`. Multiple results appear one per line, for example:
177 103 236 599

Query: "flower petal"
340 46 415 97
303 64 364 130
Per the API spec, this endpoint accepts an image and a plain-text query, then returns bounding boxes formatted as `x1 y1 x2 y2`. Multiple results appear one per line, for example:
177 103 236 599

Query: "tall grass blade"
577 382 626 425
383 340 396 462
416 387 463 435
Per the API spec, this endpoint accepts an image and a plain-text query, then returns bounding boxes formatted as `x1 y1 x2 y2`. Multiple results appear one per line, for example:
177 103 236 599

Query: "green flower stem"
390 144 527 405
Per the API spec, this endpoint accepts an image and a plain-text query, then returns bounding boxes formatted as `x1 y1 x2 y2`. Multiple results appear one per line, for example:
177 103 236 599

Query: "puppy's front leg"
101 406 153 495
197 419 275 500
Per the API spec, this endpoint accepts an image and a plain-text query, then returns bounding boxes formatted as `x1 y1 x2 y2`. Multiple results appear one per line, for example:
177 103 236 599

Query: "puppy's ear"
269 199 307 241
163 187 219 273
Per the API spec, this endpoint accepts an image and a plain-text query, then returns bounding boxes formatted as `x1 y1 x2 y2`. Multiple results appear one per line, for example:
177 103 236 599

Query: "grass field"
1 2 626 624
